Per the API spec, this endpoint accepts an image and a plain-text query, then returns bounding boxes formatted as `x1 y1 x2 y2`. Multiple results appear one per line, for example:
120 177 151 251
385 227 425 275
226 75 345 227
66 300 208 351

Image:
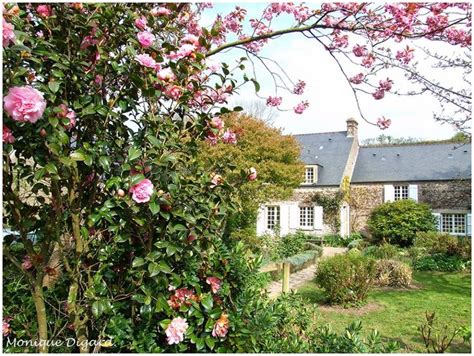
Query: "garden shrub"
363 243 400 260
347 239 368 250
275 231 307 258
374 259 412 287
368 200 437 246
324 233 364 247
413 254 468 272
414 232 471 260
315 253 376 305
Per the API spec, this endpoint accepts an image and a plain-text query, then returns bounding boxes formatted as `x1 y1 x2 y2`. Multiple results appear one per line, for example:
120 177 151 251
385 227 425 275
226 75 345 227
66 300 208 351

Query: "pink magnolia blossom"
134 16 147 30
377 117 392 130
22 255 33 270
3 86 47 123
164 86 182 101
210 117 224 130
135 54 159 69
248 167 257 181
212 314 229 338
352 44 368 57
137 31 155 48
206 276 222 293
372 89 385 100
266 96 282 107
349 73 365 84
3 18 15 47
157 68 176 82
165 317 188 345
151 7 171 16
129 178 154 203
292 80 306 95
222 129 237 144
36 5 52 17
3 126 15 144
294 101 309 115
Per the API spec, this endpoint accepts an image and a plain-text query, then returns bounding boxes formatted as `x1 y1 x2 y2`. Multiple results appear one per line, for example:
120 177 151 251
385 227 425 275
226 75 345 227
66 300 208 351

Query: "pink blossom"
164 86 182 101
395 46 414 64
206 132 219 146
94 74 103 86
212 314 229 338
266 96 282 107
222 129 237 144
3 126 15 144
210 117 224 130
36 5 52 17
445 28 471 47
36 30 44 38
181 34 200 47
167 44 196 61
294 101 309 115
206 276 222 293
379 78 393 92
151 7 171 16
210 173 223 188
362 54 375 68
135 54 159 69
3 18 15 47
205 58 221 72
377 117 392 130
165 317 188 345
292 80 306 95
349 73 365 84
129 178 154 203
3 320 11 337
3 86 47 123
137 31 155 48
22 255 33 270
352 44 368 57
331 33 349 49
248 167 257 181
372 89 385 100
134 16 147 30
64 111 76 130
157 68 176 82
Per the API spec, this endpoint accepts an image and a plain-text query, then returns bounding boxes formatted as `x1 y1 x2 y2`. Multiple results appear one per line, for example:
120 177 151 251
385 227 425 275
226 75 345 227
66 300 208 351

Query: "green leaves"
128 147 141 162
48 80 60 94
92 299 112 318
148 261 172 277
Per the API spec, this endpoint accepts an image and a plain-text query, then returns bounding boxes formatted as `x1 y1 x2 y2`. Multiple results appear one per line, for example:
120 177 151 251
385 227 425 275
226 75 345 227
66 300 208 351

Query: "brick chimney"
346 118 358 138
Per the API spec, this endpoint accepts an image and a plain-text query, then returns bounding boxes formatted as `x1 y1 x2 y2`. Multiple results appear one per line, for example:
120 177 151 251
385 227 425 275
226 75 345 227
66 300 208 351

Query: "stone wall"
348 184 384 233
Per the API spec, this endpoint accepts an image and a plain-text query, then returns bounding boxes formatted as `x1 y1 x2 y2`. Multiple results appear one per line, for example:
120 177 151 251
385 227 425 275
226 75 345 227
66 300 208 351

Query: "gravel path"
266 247 347 298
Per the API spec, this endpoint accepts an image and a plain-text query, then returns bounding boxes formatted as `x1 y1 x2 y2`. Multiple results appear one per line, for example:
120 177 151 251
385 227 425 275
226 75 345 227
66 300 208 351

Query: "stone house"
256 119 472 238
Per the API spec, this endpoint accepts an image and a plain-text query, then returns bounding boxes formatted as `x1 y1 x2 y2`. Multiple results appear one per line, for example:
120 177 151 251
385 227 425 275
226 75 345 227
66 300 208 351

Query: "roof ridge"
291 130 347 136
361 142 470 148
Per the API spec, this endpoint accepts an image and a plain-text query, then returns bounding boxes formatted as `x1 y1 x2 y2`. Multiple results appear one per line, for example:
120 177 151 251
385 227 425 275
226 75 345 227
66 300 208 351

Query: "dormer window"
303 165 318 184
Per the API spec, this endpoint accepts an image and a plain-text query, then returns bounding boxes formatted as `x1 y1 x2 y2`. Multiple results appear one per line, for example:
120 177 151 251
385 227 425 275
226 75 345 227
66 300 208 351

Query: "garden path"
266 247 347 298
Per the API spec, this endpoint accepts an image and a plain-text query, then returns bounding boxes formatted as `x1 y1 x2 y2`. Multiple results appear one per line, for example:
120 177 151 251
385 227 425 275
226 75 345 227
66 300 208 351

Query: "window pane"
267 206 280 230
299 206 314 227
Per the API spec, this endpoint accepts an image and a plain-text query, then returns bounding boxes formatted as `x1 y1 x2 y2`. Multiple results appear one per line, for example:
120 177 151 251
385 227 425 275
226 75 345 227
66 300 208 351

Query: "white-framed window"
303 165 318 184
440 213 467 235
394 185 409 200
266 206 280 231
299 206 314 228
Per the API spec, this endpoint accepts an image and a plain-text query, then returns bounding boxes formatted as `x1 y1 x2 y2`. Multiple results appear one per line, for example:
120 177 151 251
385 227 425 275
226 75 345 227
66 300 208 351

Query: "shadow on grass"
413 271 471 297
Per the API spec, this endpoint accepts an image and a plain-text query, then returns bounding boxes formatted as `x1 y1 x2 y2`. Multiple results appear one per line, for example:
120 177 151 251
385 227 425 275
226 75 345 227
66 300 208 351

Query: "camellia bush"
2 2 471 353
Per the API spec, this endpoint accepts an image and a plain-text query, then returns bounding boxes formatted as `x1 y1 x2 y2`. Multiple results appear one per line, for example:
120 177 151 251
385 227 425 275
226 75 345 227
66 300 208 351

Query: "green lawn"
297 271 472 353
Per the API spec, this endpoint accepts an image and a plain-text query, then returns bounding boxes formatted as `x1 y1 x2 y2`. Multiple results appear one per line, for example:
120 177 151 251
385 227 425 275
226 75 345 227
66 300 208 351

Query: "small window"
267 206 280 231
394 185 409 200
299 206 314 227
440 213 466 235
304 166 317 184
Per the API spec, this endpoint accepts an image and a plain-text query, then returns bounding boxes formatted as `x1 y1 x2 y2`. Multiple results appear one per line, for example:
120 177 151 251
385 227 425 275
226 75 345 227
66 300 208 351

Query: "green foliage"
419 312 469 353
374 259 412 287
367 200 437 246
275 231 307 259
315 253 376 305
283 250 319 266
312 191 344 234
363 243 400 260
414 232 471 260
413 254 468 272
324 233 363 247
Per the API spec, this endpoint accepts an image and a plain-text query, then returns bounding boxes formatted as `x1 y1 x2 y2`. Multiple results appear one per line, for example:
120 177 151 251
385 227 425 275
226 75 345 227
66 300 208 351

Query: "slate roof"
352 143 472 183
294 131 354 186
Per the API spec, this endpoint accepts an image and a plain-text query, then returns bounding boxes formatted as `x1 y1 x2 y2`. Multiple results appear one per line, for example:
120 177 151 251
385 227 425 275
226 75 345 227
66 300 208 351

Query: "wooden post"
282 263 290 293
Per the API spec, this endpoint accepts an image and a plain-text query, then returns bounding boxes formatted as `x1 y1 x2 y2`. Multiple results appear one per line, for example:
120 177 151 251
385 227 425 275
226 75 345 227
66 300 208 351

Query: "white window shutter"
384 185 394 202
432 213 441 231
256 206 267 236
280 204 290 235
289 204 299 229
314 206 324 230
467 213 471 236
408 184 418 201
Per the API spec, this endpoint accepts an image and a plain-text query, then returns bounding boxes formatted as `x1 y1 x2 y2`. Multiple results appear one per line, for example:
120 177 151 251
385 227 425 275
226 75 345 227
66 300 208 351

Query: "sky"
201 3 466 142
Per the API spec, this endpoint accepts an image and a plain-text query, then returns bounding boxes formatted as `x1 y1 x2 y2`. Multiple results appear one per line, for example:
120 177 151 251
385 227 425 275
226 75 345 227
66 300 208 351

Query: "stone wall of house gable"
290 187 340 203
348 184 384 233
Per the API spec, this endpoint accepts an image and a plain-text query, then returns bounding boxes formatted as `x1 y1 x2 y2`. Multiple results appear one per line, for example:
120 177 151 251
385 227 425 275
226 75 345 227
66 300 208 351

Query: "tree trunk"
33 283 48 353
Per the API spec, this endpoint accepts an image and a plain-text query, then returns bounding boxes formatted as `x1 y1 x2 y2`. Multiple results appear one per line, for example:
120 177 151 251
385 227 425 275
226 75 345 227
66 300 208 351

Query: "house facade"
256 119 472 238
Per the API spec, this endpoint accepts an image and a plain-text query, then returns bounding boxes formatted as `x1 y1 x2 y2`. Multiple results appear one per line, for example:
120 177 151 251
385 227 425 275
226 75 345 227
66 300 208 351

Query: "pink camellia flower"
210 117 224 130
134 16 147 30
129 178 154 203
151 6 172 16
292 80 306 95
36 5 52 17
135 54 158 69
3 126 15 144
64 110 76 130
167 44 196 61
164 86 182 101
137 31 155 48
349 73 365 85
22 255 33 270
3 18 15 47
3 86 47 123
352 44 368 57
206 276 222 293
377 117 392 130
372 89 385 100
94 74 103 86
294 100 309 115
165 317 188 345
3 320 12 337
212 314 229 338
206 132 219 146
157 67 176 82
266 96 282 107
210 173 223 188
181 34 200 47
222 129 237 144
248 167 257 181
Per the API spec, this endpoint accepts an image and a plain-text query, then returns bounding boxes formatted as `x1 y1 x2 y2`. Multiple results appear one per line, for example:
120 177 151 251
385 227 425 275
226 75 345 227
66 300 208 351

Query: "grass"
297 271 472 353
